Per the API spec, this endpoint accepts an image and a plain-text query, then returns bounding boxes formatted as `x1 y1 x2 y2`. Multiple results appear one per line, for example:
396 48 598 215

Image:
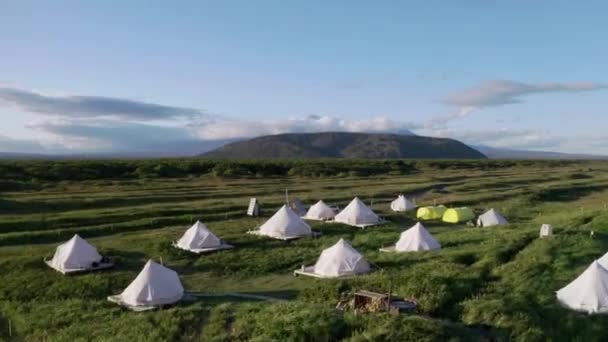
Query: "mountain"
473 145 608 160
201 132 486 159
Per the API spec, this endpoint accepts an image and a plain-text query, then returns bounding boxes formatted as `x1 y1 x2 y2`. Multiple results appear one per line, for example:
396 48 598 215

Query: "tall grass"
1 160 608 340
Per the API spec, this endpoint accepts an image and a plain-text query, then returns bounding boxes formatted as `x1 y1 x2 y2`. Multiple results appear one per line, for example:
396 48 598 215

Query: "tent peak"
412 222 425 229
68 234 85 242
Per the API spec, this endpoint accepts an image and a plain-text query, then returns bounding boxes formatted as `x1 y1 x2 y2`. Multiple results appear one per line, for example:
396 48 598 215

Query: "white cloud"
0 86 204 121
424 79 607 128
30 120 225 155
24 114 419 155
441 80 606 109
3 83 606 155
191 114 418 140
420 128 562 150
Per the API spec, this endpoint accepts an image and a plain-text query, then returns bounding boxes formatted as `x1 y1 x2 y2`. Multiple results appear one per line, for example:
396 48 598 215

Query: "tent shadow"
441 237 486 248
371 253 443 270
306 225 359 239
372 257 417 270
186 289 299 304
229 237 304 250
103 249 150 270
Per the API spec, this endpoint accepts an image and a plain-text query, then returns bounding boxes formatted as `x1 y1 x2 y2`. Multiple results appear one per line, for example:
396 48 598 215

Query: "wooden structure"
336 290 417 315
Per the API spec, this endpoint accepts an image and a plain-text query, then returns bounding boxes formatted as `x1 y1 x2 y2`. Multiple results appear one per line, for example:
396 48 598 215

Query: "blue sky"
1 1 607 155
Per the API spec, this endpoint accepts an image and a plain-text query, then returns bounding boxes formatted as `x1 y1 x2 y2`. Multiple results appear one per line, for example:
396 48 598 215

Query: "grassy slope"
1 161 608 340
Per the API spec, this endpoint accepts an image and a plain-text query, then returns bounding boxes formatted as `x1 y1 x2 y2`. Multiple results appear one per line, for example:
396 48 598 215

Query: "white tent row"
174 221 233 254
333 197 382 228
108 260 184 311
390 195 416 212
45 234 113 274
294 238 371 278
248 205 317 240
47 238 184 310
380 222 441 252
477 209 508 227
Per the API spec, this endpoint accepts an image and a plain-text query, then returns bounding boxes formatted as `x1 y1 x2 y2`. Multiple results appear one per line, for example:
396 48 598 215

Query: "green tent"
442 207 475 223
416 205 447 220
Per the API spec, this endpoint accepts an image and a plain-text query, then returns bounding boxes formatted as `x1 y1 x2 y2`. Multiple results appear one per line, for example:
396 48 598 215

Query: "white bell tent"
303 200 336 221
108 260 184 311
334 197 381 228
380 222 441 252
597 251 608 269
174 220 233 253
477 209 509 227
46 234 111 274
294 238 371 278
390 195 416 212
248 204 314 240
556 260 608 314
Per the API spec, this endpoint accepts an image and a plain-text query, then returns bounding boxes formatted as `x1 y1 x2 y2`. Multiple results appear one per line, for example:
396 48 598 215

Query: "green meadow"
1 159 608 341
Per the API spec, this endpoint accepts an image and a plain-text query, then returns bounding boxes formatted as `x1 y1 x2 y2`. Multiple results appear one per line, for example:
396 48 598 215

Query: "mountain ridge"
201 132 486 159
473 145 608 160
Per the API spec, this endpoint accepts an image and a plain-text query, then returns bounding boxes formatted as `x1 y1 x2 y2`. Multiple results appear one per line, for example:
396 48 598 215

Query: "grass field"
2 160 608 341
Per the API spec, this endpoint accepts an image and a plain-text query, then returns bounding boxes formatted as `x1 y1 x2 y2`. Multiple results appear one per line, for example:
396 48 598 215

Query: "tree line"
0 158 585 187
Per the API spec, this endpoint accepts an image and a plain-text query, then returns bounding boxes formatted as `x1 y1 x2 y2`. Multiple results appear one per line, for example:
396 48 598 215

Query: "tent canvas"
303 200 336 221
248 205 315 240
442 207 475 223
45 234 112 274
556 260 608 314
174 221 233 253
333 197 381 228
289 198 307 216
390 195 416 212
380 222 441 252
477 209 508 227
416 205 447 221
294 238 371 278
108 260 184 311
597 251 608 269
540 224 553 238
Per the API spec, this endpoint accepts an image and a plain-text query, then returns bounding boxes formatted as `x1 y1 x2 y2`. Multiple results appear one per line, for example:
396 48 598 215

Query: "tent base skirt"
107 295 182 311
246 230 320 241
301 216 333 222
172 243 234 254
329 219 387 229
44 258 114 275
293 265 368 279
390 208 416 213
556 297 608 314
